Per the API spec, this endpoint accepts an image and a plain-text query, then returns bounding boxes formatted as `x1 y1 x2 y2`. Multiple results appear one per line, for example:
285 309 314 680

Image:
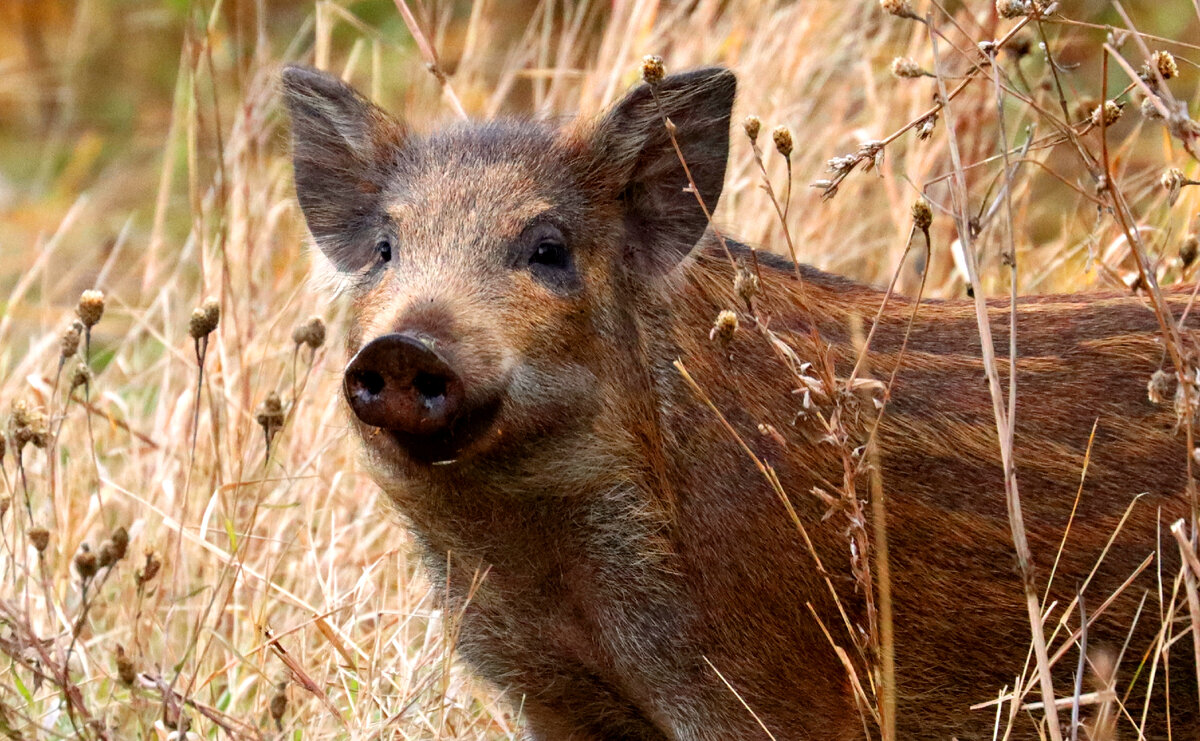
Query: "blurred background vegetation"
3 1 1199 320
2 1 1200 738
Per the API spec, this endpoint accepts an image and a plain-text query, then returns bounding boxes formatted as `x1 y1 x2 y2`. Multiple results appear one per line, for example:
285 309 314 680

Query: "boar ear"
588 67 735 276
281 65 406 271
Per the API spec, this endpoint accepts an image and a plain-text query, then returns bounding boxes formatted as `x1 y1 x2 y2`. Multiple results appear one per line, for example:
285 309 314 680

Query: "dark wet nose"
344 333 465 437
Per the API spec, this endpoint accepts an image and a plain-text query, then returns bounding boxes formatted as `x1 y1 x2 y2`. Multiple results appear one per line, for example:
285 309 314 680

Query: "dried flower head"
890 57 928 79
70 363 92 392
115 645 137 686
257 392 284 422
291 316 326 350
1162 167 1189 206
996 0 1029 18
735 264 760 305
98 526 128 567
1148 369 1172 404
1141 95 1165 120
29 527 49 553
743 115 762 144
136 549 161 586
11 399 33 429
915 112 938 140
74 545 98 580
641 55 665 85
98 540 119 568
111 525 129 554
1181 234 1199 269
60 321 83 360
1090 100 1123 127
879 0 917 19
76 289 105 329
911 198 933 231
10 400 49 451
269 685 288 726
256 391 285 445
1151 50 1179 80
709 310 739 347
189 298 220 339
772 126 793 158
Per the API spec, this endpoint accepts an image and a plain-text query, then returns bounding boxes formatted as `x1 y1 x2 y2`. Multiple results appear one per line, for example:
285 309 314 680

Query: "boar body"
284 65 1198 739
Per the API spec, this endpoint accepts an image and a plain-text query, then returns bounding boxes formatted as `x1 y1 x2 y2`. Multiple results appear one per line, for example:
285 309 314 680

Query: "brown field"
2 0 1200 738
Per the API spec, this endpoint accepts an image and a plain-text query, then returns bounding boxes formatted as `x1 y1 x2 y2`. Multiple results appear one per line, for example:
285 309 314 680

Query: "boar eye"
519 224 578 293
376 238 392 264
529 239 569 270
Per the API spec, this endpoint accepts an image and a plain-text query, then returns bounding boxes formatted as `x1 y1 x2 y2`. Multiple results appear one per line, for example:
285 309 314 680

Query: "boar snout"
344 333 498 461
344 333 464 434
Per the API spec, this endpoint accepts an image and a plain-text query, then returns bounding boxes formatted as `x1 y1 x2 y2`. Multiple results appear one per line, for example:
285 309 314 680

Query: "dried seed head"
76 290 105 329
743 115 762 144
1162 167 1186 191
890 57 927 79
256 392 285 442
29 527 49 553
1148 369 1172 404
911 198 933 231
98 541 119 568
996 0 1029 18
772 126 793 158
74 545 98 580
11 399 33 429
735 264 760 304
879 0 916 19
111 525 129 555
641 55 665 85
1141 95 1165 120
257 392 284 421
269 685 288 724
1090 100 1123 127
291 316 326 350
1152 50 1179 80
1181 234 1199 268
115 645 136 686
70 363 92 391
136 549 161 586
1162 167 1187 206
709 310 739 347
915 112 938 140
189 298 220 339
60 321 83 359
98 526 128 567
11 401 49 451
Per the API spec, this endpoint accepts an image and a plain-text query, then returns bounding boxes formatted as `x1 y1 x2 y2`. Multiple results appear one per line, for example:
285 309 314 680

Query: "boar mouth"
383 394 504 464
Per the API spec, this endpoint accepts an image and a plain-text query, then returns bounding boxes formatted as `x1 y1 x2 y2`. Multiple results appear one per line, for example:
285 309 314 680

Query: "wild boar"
282 63 1197 739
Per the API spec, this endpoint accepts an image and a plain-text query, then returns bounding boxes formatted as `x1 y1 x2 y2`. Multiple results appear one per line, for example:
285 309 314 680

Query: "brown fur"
283 65 1199 740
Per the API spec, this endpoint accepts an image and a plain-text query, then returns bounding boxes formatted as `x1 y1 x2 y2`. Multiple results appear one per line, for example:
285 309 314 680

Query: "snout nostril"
412 371 448 402
356 370 386 396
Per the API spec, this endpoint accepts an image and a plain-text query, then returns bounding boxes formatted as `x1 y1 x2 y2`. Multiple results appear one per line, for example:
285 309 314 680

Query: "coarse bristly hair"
281 55 1197 740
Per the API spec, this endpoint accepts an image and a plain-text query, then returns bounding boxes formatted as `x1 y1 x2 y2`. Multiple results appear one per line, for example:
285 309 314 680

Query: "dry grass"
2 0 1200 738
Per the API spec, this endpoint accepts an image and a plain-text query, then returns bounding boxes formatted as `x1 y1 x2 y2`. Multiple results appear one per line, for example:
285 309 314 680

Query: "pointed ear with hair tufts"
586 67 736 276
281 65 407 271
